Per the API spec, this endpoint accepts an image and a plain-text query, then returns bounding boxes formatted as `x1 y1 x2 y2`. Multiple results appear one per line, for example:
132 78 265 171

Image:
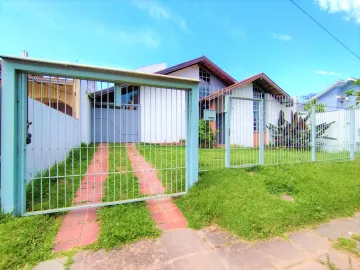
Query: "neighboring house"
91 56 294 146
310 77 359 110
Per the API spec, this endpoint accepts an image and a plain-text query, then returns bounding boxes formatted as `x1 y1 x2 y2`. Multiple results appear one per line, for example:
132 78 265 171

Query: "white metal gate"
225 96 264 168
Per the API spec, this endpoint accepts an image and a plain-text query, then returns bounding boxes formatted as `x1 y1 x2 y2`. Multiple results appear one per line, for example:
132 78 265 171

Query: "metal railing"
1 56 199 215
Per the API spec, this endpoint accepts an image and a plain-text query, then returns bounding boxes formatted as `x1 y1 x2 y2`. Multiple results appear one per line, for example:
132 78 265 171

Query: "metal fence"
1 56 199 216
198 86 359 171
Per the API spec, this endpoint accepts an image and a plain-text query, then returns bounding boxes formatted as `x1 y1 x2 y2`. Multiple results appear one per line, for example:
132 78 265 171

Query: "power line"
289 0 360 61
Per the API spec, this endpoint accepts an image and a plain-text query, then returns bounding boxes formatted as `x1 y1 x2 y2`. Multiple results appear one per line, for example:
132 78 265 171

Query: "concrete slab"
160 229 209 259
287 261 327 270
197 226 237 248
33 258 66 270
315 218 360 241
255 239 309 269
216 246 276 270
173 251 226 270
71 239 168 270
317 250 360 270
142 262 175 270
289 230 331 256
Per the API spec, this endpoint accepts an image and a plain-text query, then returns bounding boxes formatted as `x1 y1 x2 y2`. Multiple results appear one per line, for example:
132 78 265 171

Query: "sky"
0 0 359 97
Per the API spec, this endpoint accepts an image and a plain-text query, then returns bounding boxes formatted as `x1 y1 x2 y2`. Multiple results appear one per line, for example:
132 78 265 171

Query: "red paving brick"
53 144 108 252
126 144 187 231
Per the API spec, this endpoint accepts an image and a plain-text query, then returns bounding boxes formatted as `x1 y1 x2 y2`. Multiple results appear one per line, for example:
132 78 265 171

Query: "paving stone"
173 251 226 270
71 239 168 270
315 218 360 241
287 260 327 270
255 239 309 268
216 246 276 270
33 258 66 270
142 262 174 270
317 250 360 270
289 230 331 256
160 229 209 259
197 226 237 248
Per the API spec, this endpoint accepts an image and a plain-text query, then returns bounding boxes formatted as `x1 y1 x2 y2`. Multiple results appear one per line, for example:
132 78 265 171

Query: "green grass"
26 143 97 212
137 144 186 194
103 143 142 201
175 161 360 240
94 202 160 250
333 238 359 256
0 213 63 269
352 234 360 242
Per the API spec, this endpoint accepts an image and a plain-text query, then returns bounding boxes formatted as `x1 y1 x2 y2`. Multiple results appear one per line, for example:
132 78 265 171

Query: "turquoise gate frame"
0 56 199 215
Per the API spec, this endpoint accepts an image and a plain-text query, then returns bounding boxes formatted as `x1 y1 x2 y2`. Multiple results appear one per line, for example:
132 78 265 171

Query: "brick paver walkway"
53 144 109 252
126 144 188 230
59 214 360 270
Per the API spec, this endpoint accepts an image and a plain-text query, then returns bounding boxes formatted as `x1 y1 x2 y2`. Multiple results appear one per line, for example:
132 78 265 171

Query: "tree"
345 79 360 107
303 98 325 113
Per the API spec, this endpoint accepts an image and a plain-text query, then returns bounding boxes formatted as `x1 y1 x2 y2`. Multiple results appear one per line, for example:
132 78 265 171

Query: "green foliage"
26 143 97 211
303 99 325 113
345 78 360 107
176 161 360 240
267 110 336 149
95 203 160 250
333 238 359 256
199 119 217 148
0 213 62 269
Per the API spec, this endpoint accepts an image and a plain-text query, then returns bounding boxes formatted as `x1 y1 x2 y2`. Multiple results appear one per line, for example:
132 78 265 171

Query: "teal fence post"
350 109 355 161
18 73 27 215
190 86 199 187
1 61 20 215
259 99 265 165
225 95 230 168
311 104 316 162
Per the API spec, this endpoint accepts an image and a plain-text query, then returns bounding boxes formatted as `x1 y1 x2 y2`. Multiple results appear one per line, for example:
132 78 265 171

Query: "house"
311 77 359 110
91 56 294 147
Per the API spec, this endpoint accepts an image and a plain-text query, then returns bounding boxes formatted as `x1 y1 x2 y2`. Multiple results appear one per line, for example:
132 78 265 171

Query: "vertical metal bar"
185 90 190 191
31 77 35 211
19 73 27 215
56 78 59 208
311 104 316 162
64 78 67 206
225 95 230 168
40 78 43 210
350 109 355 161
48 77 52 210
259 99 264 165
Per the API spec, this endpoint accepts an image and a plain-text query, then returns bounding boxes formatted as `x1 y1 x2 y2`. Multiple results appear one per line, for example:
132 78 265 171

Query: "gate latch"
26 121 32 145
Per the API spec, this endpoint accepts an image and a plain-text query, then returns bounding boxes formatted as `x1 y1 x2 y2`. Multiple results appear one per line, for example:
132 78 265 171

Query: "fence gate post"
311 104 316 162
186 86 199 189
350 109 355 161
225 95 230 168
259 100 265 165
1 61 20 215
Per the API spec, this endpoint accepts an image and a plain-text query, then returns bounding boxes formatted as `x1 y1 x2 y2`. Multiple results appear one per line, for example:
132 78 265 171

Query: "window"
253 86 265 132
199 67 211 98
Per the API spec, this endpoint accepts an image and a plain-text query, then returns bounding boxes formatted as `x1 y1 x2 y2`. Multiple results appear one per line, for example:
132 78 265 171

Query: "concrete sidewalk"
35 213 360 270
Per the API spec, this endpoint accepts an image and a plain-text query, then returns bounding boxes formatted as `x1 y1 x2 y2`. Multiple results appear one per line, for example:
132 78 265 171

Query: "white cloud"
316 70 342 76
268 32 292 41
92 23 161 48
132 0 189 32
314 0 360 24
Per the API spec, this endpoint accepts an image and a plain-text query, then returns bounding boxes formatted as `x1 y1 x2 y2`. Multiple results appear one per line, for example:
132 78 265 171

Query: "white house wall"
230 83 253 147
26 98 83 182
140 86 186 143
315 109 360 153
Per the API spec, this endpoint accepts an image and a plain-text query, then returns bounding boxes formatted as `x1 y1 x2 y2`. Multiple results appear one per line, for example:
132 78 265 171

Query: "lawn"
137 144 186 194
103 143 142 201
26 143 97 212
175 161 360 240
0 213 63 269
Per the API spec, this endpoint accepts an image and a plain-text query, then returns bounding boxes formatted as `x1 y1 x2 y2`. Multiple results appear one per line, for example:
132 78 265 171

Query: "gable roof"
156 55 236 86
310 77 357 101
202 73 292 101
